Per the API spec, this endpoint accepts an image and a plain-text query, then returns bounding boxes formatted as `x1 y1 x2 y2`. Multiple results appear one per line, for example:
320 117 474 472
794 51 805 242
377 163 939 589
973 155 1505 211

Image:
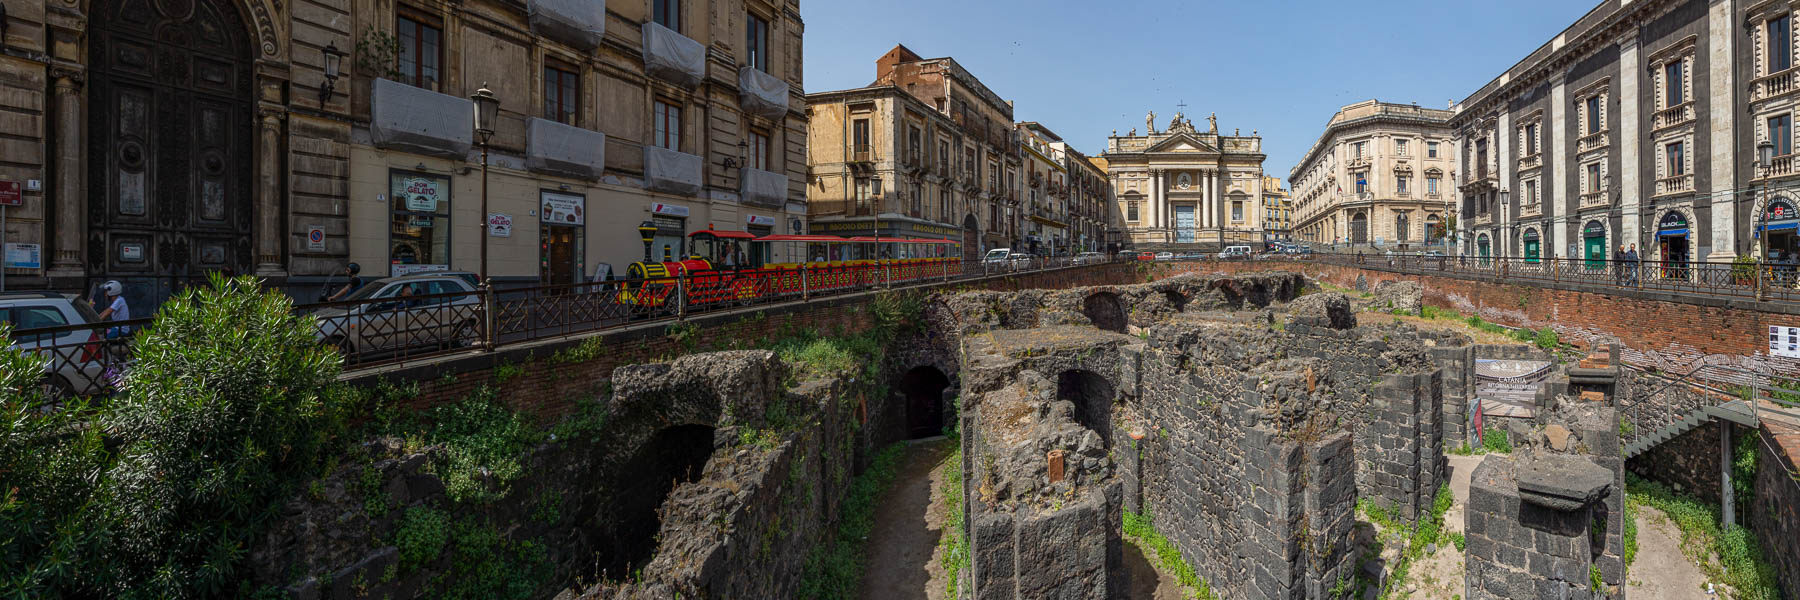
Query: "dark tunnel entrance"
599 424 716 577
1082 292 1127 333
900 365 952 439
1057 370 1116 448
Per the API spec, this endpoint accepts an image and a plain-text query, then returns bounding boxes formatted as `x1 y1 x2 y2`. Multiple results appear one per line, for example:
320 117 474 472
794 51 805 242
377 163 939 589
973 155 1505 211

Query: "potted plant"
1731 254 1759 285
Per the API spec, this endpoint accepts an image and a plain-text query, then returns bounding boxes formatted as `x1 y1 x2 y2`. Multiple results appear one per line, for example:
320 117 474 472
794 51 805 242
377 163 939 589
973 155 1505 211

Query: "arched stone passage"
1161 290 1189 312
1057 370 1115 449
900 365 953 439
1082 292 1127 333
601 424 716 576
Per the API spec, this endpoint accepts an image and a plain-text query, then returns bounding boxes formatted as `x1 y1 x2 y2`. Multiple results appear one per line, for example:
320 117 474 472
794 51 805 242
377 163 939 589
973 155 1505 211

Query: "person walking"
1625 244 1641 286
1613 244 1627 286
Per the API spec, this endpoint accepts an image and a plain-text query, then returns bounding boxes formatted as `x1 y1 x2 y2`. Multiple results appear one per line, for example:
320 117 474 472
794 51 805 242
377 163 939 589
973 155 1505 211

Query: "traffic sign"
0 181 20 206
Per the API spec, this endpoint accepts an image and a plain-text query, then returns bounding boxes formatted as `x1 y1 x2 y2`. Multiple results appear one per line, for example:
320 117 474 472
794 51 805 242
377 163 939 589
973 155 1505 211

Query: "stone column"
1549 76 1567 259
1708 0 1737 260
48 69 85 280
1620 35 1644 254
256 107 287 276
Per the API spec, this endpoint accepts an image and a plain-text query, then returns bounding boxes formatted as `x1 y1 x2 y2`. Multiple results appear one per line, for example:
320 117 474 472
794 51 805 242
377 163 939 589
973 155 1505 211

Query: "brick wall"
1752 422 1800 600
352 262 1144 422
1170 261 1800 376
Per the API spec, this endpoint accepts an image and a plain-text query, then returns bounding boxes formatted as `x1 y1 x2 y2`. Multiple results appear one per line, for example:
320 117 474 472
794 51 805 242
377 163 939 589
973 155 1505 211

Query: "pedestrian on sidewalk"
1626 244 1641 286
1613 244 1627 286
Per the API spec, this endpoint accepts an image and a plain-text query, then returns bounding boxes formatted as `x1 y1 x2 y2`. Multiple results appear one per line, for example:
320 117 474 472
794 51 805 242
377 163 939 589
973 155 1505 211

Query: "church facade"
1102 110 1268 250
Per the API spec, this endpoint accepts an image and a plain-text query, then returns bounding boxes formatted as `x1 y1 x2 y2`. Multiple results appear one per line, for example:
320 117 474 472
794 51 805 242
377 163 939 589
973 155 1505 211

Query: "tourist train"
618 229 964 308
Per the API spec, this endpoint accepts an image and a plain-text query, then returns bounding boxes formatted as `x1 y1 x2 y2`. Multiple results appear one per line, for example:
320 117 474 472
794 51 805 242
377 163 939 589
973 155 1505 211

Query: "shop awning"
1756 222 1798 232
1658 228 1689 237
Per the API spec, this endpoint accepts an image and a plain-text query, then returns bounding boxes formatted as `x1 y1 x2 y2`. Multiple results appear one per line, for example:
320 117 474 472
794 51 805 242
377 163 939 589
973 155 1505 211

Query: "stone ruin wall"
939 272 1463 599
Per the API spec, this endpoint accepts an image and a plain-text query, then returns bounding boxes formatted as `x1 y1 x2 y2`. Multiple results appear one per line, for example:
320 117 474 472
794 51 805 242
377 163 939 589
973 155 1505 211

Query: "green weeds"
939 443 968 598
1122 508 1218 599
1627 475 1779 600
797 444 907 599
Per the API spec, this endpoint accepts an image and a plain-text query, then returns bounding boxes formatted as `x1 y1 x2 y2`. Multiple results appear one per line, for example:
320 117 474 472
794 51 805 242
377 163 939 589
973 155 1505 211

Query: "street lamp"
318 41 346 103
1757 139 1776 300
470 83 498 288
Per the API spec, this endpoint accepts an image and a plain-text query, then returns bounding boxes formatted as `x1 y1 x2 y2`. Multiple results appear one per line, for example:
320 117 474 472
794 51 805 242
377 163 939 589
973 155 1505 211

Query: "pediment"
1146 133 1219 154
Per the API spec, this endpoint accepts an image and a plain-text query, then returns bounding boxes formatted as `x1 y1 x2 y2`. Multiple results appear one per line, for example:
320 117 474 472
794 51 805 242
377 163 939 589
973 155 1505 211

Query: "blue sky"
801 0 1600 185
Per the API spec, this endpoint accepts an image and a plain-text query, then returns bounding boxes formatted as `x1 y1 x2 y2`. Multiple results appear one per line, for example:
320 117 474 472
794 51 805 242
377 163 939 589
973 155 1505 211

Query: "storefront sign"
488 213 513 238
0 181 20 206
1774 326 1800 359
542 192 585 225
651 202 690 217
400 176 443 212
4 243 40 269
747 215 777 226
306 226 327 251
393 263 449 277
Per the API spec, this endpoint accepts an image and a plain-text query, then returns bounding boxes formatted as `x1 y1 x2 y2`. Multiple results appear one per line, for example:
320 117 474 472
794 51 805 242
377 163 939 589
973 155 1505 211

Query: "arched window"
1522 228 1541 262
1395 212 1411 242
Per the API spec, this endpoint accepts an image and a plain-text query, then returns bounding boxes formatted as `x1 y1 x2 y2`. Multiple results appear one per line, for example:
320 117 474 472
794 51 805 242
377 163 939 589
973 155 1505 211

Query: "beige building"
0 0 806 306
1289 100 1456 250
805 45 1020 257
1102 110 1268 250
1018 122 1068 255
1064 150 1111 253
1260 175 1292 243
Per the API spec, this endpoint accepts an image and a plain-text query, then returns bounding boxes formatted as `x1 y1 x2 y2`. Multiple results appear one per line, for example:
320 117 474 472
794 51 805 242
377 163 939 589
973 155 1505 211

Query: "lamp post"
318 41 345 103
470 83 498 287
1758 139 1775 301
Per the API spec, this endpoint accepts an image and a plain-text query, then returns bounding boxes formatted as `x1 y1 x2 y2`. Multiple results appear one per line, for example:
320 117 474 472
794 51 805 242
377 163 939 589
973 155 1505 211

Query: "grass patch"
1122 508 1218 599
797 444 908 599
939 443 968 598
1448 427 1513 456
1359 484 1455 599
1627 475 1779 600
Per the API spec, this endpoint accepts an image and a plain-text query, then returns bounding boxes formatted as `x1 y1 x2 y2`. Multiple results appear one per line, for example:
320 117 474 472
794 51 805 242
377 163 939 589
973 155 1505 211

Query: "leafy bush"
395 388 538 504
1732 254 1760 281
1628 475 1779 600
1533 327 1559 350
1 275 349 598
396 507 451 571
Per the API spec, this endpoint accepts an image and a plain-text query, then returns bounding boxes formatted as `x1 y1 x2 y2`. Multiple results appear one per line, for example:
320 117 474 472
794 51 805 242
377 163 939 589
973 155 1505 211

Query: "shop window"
389 171 451 275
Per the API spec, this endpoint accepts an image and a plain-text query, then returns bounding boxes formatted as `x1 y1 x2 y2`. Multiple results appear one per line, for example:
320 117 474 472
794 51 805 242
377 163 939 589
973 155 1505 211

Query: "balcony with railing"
852 144 872 163
1580 189 1610 209
1577 130 1610 153
1474 212 1493 226
1518 153 1542 172
1767 154 1796 178
1655 173 1694 196
1754 67 1798 101
1652 102 1694 131
1521 202 1542 218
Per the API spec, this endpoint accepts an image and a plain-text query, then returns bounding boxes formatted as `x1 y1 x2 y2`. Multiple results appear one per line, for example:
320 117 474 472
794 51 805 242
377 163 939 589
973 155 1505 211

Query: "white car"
1218 246 1253 260
1074 252 1106 265
312 275 483 358
1155 252 1175 261
0 291 114 401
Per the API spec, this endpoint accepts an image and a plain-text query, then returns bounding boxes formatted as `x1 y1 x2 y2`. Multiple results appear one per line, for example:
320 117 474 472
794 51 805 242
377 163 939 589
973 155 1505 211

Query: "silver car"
0 291 114 400
312 275 483 358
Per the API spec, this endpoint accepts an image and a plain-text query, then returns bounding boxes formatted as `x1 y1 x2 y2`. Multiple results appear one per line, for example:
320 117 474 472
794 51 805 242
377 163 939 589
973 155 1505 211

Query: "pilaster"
1551 75 1569 258
48 68 85 281
256 106 288 277
1620 35 1643 253
1707 0 1737 259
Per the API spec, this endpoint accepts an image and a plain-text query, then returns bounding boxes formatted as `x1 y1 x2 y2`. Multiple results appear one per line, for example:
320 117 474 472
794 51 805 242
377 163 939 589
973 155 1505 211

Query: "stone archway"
1082 291 1127 333
899 365 953 439
601 423 717 575
1057 369 1115 449
86 0 272 308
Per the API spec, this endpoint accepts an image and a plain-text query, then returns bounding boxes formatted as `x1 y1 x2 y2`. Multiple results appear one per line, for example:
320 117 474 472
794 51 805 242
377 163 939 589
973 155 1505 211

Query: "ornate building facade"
1103 110 1267 250
0 0 807 307
805 44 1020 256
1452 0 1800 266
1260 175 1292 244
1289 100 1457 251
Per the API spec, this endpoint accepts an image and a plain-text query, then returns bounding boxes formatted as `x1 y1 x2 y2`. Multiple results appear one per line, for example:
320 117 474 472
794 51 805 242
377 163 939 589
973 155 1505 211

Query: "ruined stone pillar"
48 69 85 281
255 107 287 277
1238 428 1356 600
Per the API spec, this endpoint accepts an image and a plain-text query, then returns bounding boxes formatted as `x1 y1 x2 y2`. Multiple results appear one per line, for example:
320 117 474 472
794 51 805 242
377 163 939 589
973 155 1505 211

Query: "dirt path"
1122 539 1185 600
1628 503 1711 597
859 438 955 600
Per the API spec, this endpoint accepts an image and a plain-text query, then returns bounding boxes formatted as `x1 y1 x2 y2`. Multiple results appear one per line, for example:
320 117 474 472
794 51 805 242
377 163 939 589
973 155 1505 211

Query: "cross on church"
1176 100 1188 114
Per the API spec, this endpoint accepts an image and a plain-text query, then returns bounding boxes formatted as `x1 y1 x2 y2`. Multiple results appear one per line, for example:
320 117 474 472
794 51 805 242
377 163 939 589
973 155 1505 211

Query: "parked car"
983 248 1015 270
312 274 483 358
0 291 113 401
1074 252 1107 265
1154 252 1175 261
1137 252 1156 261
1173 251 1206 260
1007 252 1038 269
1218 246 1253 260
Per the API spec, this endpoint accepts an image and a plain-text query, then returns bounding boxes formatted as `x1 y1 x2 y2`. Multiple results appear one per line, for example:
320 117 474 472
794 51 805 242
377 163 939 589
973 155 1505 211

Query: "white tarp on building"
642 21 705 88
738 66 788 120
740 167 787 207
526 117 606 180
527 0 606 50
369 78 473 159
644 145 702 196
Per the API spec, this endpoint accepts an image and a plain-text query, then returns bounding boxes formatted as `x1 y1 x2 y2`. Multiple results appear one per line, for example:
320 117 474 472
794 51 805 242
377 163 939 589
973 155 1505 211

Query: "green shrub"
396 507 451 571
400 389 538 504
1533 328 1559 350
1628 476 1779 600
1 275 349 598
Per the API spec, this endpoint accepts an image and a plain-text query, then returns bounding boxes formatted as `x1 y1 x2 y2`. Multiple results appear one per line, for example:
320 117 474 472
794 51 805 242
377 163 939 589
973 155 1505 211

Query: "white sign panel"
4 243 40 270
747 215 776 226
392 263 449 277
306 226 326 251
399 176 443 212
541 192 585 225
488 213 513 238
651 202 690 217
1774 326 1800 359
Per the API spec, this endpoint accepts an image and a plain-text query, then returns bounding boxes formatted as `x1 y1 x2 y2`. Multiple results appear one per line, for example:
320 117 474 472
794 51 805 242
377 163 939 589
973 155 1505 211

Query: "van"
1219 246 1253 260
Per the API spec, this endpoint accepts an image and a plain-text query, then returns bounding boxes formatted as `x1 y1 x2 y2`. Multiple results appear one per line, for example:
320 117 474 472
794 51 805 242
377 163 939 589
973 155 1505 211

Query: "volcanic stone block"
1288 292 1356 330
1516 454 1613 511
